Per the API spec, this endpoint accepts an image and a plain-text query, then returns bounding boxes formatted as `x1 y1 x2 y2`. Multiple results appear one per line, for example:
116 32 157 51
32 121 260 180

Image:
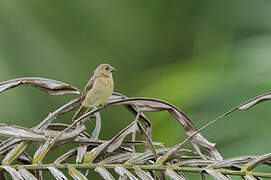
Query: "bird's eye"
105 67 109 70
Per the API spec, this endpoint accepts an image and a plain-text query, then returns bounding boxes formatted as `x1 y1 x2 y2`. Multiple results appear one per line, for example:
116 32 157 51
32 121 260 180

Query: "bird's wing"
81 76 96 101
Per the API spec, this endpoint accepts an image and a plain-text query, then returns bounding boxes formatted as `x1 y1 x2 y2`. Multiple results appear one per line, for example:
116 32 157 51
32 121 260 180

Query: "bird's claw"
98 104 105 110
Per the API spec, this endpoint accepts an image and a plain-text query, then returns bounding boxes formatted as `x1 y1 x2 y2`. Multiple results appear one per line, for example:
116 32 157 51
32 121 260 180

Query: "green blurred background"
0 0 271 179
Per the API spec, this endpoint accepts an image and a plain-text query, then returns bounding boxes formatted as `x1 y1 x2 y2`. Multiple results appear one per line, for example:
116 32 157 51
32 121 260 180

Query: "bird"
73 64 116 121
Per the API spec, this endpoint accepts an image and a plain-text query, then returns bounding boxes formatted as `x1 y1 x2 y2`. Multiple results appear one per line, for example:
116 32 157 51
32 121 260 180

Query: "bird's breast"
83 77 113 107
96 77 114 90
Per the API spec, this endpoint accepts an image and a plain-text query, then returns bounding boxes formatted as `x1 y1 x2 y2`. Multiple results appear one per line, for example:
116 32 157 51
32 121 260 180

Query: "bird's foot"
98 104 105 110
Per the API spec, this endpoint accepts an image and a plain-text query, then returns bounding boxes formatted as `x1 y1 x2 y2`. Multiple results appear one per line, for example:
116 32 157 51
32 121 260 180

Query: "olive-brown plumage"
73 64 116 120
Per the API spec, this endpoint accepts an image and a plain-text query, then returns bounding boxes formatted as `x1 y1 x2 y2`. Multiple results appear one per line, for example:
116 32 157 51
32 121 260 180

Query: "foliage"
0 77 270 179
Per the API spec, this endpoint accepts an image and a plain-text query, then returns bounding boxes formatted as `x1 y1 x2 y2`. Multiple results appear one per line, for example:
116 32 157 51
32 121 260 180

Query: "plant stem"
3 163 271 178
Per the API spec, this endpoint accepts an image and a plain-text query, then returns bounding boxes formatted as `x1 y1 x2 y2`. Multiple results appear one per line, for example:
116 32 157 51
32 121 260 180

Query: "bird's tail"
73 106 88 121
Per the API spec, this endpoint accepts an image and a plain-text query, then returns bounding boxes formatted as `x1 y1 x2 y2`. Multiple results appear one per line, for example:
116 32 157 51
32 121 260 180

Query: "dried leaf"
111 93 153 139
0 124 85 143
102 153 141 164
155 144 180 165
52 125 86 147
238 93 271 110
0 141 31 163
0 138 21 154
165 168 186 180
137 121 158 159
242 153 271 172
134 166 154 180
46 123 90 137
74 136 164 147
95 166 115 180
61 97 162 157
118 174 129 180
3 166 23 180
17 152 33 164
0 98 80 160
75 112 101 164
84 121 138 163
152 92 271 165
18 168 38 180
40 108 98 158
243 174 257 180
54 148 77 164
0 124 45 140
114 166 138 180
35 98 81 130
105 98 222 161
106 121 138 152
109 92 128 102
48 166 68 180
157 171 166 180
126 148 169 164
2 140 29 165
155 116 226 165
33 138 52 164
76 144 88 164
83 142 110 163
92 112 101 139
202 169 231 180
125 104 152 139
68 167 88 180
33 125 86 164
55 139 152 164
131 130 136 152
209 156 256 168
46 125 88 144
176 159 214 167
0 77 80 95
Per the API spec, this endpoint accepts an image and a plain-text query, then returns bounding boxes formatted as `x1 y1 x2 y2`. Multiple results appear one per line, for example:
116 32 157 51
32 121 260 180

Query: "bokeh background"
0 0 271 179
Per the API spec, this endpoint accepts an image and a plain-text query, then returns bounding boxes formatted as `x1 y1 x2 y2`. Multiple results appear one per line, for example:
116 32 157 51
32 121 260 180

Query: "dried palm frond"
0 77 270 180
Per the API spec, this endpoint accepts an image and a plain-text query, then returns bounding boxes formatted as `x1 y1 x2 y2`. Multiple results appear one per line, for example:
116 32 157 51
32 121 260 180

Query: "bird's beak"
111 67 116 72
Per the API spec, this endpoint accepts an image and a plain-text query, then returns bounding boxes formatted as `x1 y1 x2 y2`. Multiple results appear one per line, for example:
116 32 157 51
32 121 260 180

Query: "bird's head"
94 64 116 77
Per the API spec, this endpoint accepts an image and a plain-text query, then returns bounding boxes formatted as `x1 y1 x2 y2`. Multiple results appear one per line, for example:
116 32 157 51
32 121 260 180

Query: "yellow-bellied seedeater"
73 64 116 120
